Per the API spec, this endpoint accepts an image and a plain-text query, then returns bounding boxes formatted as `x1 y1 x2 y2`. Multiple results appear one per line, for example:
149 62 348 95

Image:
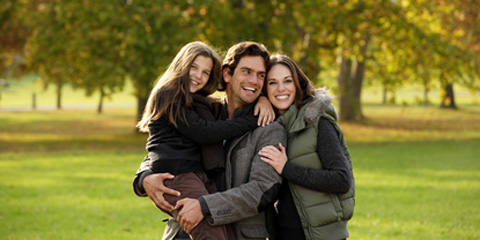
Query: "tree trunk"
352 55 366 119
56 81 62 110
97 88 104 114
337 35 369 122
337 55 354 121
352 34 369 119
423 87 429 106
32 92 36 110
382 85 387 105
441 83 457 109
421 69 431 106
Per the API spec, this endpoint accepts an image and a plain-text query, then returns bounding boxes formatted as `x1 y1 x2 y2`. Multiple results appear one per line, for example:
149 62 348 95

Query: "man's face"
224 55 266 107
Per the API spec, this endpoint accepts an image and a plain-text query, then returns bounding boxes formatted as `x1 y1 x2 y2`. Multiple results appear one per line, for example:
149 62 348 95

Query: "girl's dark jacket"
133 94 258 196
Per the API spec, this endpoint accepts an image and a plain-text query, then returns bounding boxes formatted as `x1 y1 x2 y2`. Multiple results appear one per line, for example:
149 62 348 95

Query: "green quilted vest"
278 99 355 240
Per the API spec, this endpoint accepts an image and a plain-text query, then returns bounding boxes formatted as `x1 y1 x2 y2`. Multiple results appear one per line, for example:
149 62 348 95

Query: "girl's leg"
163 172 233 240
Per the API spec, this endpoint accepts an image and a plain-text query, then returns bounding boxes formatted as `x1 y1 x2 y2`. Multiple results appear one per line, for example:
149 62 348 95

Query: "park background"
1 0 479 239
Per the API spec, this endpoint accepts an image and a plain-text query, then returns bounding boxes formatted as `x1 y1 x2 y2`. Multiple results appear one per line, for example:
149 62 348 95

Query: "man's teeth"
243 87 256 92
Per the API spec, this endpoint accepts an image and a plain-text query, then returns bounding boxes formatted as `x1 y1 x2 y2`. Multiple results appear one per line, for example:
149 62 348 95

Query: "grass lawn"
344 106 480 239
0 109 165 240
1 103 480 238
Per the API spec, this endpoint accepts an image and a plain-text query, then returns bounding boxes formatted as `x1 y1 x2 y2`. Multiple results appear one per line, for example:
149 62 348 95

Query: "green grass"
0 106 480 239
351 140 480 239
0 109 169 240
1 152 163 240
1 89 480 239
343 105 480 239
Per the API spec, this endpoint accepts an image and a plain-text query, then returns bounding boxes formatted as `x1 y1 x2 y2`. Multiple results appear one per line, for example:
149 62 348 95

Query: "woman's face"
189 55 213 93
266 64 296 115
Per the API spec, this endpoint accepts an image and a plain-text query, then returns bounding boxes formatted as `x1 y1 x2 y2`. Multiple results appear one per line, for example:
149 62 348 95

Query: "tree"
67 1 126 113
15 0 478 125
119 1 199 122
25 0 73 109
0 0 32 80
394 0 480 108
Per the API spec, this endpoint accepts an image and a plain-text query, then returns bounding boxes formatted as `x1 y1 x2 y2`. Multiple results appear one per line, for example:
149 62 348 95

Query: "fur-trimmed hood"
278 87 337 133
304 87 336 124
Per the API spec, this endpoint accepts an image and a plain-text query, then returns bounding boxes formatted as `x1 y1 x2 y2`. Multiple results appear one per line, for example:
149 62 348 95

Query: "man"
133 41 287 240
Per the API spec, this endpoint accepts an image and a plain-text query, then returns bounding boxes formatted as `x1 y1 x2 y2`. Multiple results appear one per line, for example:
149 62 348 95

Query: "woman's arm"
254 96 275 127
260 118 351 194
283 118 351 193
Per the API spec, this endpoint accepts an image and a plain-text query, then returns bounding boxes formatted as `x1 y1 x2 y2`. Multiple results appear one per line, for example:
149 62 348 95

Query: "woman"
259 54 355 240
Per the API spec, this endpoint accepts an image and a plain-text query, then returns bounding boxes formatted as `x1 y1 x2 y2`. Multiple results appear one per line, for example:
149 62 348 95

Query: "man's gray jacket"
199 121 286 239
162 121 286 240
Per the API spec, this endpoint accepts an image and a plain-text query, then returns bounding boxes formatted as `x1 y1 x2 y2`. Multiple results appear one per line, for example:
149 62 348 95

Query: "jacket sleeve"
199 122 287 225
175 106 258 144
281 118 351 193
132 156 153 197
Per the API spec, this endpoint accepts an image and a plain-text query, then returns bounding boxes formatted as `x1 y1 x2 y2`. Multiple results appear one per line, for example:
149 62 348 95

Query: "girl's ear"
223 68 231 83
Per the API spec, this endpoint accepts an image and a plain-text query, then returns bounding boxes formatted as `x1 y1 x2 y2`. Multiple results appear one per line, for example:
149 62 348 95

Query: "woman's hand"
254 96 275 127
143 173 181 212
259 143 288 174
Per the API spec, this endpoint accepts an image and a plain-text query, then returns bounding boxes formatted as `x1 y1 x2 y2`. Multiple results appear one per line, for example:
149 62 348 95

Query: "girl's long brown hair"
137 42 221 132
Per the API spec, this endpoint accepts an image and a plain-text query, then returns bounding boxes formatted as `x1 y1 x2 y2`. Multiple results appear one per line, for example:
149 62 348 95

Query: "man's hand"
143 173 181 212
175 198 204 234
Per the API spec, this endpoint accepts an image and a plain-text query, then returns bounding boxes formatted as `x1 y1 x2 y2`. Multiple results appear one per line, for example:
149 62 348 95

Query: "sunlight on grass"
0 151 168 240
349 136 480 239
360 84 480 106
358 169 480 190
1 105 479 239
342 105 480 143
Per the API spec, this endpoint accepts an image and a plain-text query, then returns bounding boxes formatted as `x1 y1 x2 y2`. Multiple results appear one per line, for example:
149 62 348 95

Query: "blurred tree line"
1 0 479 122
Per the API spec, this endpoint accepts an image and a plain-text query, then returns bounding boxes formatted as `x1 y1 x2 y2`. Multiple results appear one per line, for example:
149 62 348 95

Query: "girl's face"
266 64 296 115
189 55 213 93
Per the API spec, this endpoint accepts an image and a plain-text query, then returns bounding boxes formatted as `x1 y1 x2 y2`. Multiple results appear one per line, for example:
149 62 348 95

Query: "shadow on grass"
0 133 147 153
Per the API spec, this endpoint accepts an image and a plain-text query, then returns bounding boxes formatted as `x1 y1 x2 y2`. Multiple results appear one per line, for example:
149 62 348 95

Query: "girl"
136 42 271 239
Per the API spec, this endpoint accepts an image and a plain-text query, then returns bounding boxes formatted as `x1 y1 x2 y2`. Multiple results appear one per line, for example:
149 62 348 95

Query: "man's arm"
177 122 287 227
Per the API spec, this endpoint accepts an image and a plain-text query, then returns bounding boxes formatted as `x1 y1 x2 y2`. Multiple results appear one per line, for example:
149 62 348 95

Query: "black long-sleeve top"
274 117 352 240
146 95 258 176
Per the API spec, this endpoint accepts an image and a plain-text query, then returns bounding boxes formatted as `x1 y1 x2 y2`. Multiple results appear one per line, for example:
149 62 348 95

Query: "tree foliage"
3 0 479 121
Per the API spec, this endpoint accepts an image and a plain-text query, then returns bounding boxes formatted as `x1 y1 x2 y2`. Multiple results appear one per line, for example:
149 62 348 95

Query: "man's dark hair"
218 41 270 91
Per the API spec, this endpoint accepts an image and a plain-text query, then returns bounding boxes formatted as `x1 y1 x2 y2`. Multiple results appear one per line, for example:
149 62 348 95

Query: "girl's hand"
259 143 287 174
254 96 275 127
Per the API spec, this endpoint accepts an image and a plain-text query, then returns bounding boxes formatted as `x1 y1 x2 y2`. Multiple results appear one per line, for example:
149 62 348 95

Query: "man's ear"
223 68 231 83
